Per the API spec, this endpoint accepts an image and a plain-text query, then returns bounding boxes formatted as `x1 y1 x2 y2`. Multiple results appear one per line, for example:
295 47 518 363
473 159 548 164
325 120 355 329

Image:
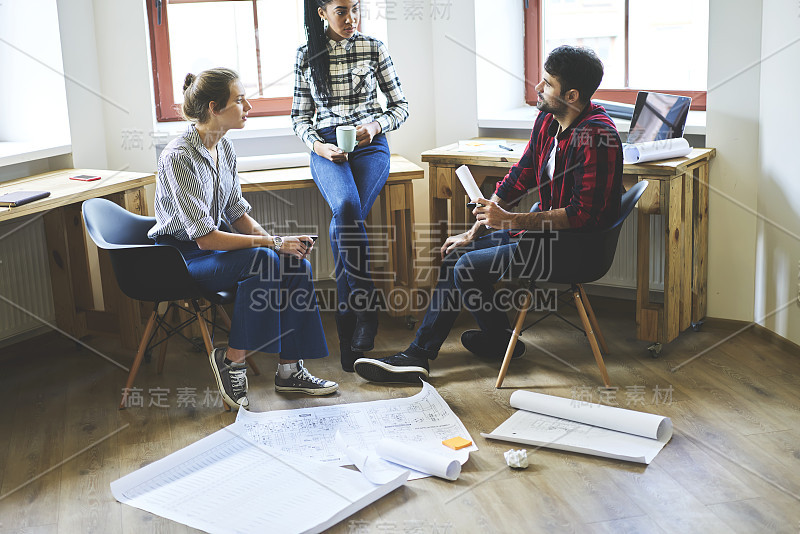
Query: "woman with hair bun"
292 0 409 373
149 68 338 411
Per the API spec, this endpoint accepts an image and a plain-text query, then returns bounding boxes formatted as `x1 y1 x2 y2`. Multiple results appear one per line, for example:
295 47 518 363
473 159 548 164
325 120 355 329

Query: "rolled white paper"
455 165 483 202
623 137 691 165
376 438 462 481
237 153 310 172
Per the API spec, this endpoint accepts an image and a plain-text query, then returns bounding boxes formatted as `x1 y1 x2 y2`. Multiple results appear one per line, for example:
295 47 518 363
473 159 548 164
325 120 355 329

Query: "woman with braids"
292 0 409 373
149 68 338 411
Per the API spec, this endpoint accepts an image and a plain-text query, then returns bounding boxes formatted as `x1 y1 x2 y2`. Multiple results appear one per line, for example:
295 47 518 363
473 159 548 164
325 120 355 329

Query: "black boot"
351 310 379 353
335 312 362 372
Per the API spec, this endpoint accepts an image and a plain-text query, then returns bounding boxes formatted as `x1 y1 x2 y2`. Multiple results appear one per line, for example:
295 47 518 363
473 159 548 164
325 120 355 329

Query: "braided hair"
303 0 334 100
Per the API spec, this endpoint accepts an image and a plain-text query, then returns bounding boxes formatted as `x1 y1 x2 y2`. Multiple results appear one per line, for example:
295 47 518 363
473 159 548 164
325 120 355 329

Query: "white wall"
755 0 800 343
704 0 763 322
56 0 108 168
90 0 159 174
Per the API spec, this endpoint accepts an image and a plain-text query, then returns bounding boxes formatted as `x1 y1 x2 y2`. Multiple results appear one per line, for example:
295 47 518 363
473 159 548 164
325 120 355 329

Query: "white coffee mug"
336 125 357 153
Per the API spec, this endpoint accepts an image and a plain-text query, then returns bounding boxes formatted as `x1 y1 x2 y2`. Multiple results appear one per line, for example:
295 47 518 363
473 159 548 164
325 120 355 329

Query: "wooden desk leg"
636 199 660 342
99 188 148 349
429 165 453 271
380 184 398 313
662 176 683 344
43 206 88 339
381 181 416 317
680 171 693 332
449 174 467 233
692 163 709 323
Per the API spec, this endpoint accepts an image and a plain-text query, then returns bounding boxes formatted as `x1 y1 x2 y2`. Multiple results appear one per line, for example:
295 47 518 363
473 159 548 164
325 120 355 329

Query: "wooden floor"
1 296 799 534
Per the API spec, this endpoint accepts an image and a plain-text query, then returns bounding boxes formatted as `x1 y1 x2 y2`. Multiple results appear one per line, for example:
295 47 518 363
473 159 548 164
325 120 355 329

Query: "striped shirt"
148 124 251 242
495 103 623 230
291 32 409 150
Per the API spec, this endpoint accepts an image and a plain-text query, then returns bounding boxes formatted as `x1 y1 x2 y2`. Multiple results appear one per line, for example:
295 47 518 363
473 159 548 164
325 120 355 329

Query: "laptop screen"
627 92 692 144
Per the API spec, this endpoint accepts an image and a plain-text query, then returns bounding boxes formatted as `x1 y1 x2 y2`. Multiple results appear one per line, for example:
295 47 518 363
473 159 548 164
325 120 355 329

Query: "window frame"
523 0 707 111
146 0 293 122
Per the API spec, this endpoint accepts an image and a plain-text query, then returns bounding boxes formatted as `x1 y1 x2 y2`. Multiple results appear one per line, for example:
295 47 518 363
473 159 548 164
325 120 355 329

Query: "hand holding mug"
314 141 348 163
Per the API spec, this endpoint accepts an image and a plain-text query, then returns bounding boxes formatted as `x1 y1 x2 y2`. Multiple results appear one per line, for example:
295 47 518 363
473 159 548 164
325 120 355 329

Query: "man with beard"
354 45 624 383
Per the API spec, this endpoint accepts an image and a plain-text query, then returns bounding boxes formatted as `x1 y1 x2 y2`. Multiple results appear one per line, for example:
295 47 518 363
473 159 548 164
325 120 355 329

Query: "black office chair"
496 180 649 388
82 198 259 409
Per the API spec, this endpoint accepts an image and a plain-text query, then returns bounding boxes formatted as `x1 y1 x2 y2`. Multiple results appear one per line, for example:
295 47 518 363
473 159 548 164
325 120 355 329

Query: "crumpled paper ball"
504 448 528 469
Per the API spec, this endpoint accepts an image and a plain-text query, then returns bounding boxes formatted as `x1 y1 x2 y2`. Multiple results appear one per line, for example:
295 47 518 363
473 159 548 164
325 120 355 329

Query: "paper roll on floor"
375 439 461 481
237 153 310 172
623 137 691 164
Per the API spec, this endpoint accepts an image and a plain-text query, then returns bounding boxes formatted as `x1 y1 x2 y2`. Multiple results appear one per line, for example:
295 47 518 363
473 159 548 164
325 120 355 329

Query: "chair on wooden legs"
81 198 260 409
496 180 649 388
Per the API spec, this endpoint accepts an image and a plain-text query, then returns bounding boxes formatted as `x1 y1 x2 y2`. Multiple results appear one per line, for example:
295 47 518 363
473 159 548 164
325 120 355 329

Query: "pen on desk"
498 144 514 151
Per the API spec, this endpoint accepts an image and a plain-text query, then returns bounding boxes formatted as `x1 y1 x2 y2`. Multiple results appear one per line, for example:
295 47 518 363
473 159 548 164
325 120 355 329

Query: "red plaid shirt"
495 103 623 230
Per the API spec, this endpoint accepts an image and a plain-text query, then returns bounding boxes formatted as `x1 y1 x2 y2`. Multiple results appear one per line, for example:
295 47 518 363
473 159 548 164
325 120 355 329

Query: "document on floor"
110 423 408 534
235 381 477 479
481 391 672 464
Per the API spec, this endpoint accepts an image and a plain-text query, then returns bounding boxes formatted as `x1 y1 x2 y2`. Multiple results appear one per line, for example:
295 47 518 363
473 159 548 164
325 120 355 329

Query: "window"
147 0 304 121
524 0 708 110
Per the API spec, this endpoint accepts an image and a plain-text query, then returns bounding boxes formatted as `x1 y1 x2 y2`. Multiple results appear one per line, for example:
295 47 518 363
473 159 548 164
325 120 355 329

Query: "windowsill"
0 141 72 168
478 105 707 136
152 115 296 146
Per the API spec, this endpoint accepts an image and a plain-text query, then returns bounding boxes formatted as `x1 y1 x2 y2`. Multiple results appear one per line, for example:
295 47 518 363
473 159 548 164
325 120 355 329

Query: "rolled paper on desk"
237 153 310 172
623 137 691 165
376 438 462 481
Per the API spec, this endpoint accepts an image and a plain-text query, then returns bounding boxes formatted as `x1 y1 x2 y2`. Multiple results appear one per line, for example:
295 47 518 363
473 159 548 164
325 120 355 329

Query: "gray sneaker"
209 347 249 410
275 360 338 396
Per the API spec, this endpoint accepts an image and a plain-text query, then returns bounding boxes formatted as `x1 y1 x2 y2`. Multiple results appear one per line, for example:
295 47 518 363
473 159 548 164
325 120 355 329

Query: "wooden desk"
421 140 716 347
0 168 155 349
239 155 424 318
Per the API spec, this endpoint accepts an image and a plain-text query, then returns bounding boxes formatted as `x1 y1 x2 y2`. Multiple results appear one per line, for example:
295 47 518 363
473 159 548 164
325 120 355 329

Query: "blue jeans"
310 127 390 310
161 238 328 359
409 230 551 360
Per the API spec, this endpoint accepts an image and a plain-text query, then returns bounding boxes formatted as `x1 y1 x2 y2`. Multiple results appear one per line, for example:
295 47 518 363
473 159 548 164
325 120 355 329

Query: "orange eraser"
442 436 472 450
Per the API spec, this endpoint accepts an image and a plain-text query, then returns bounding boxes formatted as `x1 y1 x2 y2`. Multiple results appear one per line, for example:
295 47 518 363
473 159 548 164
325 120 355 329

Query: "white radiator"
244 188 337 281
599 212 665 291
0 215 55 339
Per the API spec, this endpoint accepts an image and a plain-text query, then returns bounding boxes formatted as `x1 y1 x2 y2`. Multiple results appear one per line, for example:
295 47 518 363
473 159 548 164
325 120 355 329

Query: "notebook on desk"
626 92 692 144
0 190 51 207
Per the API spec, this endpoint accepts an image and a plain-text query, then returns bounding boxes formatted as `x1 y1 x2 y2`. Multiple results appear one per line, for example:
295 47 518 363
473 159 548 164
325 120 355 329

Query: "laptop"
626 92 692 144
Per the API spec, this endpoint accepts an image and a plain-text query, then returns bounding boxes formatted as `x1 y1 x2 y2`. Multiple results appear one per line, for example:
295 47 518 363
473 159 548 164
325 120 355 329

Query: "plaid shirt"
291 32 409 150
495 103 623 230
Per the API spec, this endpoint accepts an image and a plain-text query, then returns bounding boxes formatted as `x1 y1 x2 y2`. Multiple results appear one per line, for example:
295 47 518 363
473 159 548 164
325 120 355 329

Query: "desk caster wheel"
647 343 662 358
691 320 704 332
405 315 417 330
